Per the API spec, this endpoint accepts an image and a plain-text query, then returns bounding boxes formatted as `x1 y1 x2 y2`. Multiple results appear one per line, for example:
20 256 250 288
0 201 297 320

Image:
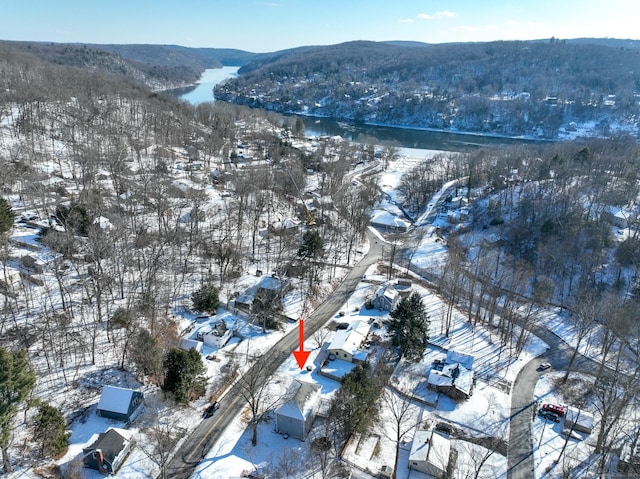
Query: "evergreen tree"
0 348 36 473
191 281 220 314
32 401 69 459
0 198 14 236
330 362 380 440
297 230 324 259
388 292 430 362
162 348 206 404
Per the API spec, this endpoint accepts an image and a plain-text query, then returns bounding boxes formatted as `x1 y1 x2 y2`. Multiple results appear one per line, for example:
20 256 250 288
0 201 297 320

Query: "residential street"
164 230 384 478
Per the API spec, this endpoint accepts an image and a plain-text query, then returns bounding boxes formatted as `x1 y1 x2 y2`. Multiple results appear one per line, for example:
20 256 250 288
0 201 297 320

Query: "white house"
370 211 410 232
409 429 451 477
275 380 322 440
199 318 235 349
328 320 370 363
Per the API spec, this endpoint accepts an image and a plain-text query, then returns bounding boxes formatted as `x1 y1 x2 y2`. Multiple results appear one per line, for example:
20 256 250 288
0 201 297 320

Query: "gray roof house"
275 380 322 440
371 284 400 311
82 428 134 475
96 386 144 423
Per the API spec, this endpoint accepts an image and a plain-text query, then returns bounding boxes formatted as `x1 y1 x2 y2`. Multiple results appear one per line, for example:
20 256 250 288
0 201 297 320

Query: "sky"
1 0 638 53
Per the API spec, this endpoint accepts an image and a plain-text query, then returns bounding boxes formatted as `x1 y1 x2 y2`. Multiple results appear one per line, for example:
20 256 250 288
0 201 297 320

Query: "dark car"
203 401 220 418
435 422 453 434
539 409 560 422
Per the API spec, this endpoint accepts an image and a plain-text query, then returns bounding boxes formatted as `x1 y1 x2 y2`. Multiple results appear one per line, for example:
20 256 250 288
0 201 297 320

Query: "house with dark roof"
96 386 144 423
275 380 322 440
82 428 134 475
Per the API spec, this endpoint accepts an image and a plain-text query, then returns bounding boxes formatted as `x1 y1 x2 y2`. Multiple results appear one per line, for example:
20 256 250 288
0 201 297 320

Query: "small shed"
409 429 451 477
82 428 134 475
275 380 321 440
97 386 144 423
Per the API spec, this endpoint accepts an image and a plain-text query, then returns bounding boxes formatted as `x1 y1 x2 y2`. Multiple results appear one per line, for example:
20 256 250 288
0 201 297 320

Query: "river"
180 68 539 151
178 66 240 105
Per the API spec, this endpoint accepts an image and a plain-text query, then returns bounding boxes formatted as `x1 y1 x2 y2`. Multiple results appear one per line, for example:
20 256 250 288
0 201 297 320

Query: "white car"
538 362 551 371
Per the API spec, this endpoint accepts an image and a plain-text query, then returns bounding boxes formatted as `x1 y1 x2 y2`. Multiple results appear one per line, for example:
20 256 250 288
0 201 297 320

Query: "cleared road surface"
164 230 384 479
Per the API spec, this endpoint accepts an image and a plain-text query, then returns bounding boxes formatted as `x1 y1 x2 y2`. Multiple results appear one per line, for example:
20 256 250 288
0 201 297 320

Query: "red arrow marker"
292 319 311 369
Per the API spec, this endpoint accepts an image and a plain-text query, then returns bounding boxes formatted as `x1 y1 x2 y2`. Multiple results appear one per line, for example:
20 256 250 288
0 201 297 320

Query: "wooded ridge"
215 39 640 139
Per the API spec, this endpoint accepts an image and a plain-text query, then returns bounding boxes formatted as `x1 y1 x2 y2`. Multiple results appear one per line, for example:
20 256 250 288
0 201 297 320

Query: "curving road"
164 230 384 479
507 316 623 479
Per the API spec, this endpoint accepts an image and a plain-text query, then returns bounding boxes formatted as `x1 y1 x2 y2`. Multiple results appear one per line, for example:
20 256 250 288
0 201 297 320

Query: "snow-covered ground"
2 100 635 479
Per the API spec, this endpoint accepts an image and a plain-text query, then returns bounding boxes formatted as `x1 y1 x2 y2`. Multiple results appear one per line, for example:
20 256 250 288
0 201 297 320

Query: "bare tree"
137 401 182 479
378 387 421 479
235 359 280 446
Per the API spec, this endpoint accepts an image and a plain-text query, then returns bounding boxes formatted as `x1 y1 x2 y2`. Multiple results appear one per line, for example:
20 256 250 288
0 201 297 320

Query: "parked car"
538 362 551 371
203 401 220 418
542 403 566 416
539 409 560 422
435 422 453 434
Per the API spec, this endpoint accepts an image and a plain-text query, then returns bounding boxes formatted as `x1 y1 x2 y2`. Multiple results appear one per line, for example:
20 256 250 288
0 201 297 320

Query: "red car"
541 403 566 417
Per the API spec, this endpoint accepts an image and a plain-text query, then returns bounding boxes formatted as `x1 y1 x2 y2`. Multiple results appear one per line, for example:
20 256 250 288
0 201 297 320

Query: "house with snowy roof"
427 362 474 400
328 320 371 363
275 380 322 440
409 429 452 477
96 386 144 423
235 274 291 312
445 350 474 370
370 211 410 232
198 317 235 349
371 284 400 311
83 427 134 475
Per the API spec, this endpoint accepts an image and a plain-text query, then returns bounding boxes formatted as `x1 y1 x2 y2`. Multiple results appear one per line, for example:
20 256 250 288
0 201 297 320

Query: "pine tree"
297 230 324 258
387 292 430 362
32 401 70 459
0 198 14 236
0 348 36 473
162 348 206 404
191 281 220 314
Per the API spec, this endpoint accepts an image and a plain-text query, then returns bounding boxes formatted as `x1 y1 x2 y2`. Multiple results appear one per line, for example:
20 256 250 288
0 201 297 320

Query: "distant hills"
215 38 640 139
0 40 262 90
3 38 640 139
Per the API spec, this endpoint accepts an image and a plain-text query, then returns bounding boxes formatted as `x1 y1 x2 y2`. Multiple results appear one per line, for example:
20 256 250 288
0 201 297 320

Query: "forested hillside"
216 39 640 139
1 41 261 90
